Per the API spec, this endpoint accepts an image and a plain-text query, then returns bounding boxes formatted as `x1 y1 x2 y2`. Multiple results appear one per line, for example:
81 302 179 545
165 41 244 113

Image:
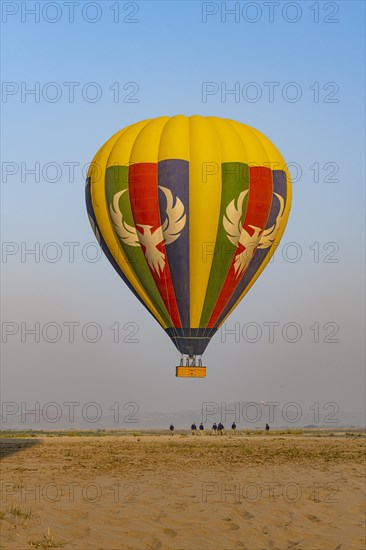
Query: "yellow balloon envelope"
86 116 292 376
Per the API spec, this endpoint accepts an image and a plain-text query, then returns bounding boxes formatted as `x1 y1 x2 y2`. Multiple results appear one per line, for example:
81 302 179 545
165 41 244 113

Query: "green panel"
199 162 250 327
105 166 172 327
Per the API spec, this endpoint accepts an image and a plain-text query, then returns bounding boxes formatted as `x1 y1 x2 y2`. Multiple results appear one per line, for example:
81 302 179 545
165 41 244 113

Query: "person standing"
265 423 270 434
191 422 197 436
212 422 218 436
231 422 237 435
199 423 204 436
169 424 174 436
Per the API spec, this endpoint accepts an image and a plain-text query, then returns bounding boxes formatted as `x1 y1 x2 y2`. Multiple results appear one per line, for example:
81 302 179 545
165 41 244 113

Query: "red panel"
207 167 273 328
128 163 182 327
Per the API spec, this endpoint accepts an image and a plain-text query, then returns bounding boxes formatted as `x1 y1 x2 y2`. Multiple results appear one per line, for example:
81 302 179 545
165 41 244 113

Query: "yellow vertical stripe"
188 116 222 327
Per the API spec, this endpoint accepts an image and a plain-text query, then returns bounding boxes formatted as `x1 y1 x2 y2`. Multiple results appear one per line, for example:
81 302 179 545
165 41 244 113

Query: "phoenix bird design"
223 190 261 277
109 187 186 276
223 189 284 278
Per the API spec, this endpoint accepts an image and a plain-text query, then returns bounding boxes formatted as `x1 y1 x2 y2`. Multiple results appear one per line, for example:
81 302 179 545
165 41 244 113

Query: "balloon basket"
176 366 206 378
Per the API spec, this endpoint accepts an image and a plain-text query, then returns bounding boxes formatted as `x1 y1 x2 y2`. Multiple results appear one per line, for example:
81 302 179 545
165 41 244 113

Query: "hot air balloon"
86 116 292 377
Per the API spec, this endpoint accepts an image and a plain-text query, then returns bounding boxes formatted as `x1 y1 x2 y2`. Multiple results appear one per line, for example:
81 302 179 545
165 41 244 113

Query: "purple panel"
158 160 190 328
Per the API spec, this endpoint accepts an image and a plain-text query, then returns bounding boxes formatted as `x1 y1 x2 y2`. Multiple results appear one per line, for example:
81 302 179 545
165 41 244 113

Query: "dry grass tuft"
28 528 70 549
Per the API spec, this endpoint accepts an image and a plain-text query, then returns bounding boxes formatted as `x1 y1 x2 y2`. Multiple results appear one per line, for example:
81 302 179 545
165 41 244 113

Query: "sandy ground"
0 433 365 550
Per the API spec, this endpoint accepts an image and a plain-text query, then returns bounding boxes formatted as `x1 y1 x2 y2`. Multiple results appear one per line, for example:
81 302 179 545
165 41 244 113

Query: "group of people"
168 421 266 436
190 422 205 435
210 422 229 435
